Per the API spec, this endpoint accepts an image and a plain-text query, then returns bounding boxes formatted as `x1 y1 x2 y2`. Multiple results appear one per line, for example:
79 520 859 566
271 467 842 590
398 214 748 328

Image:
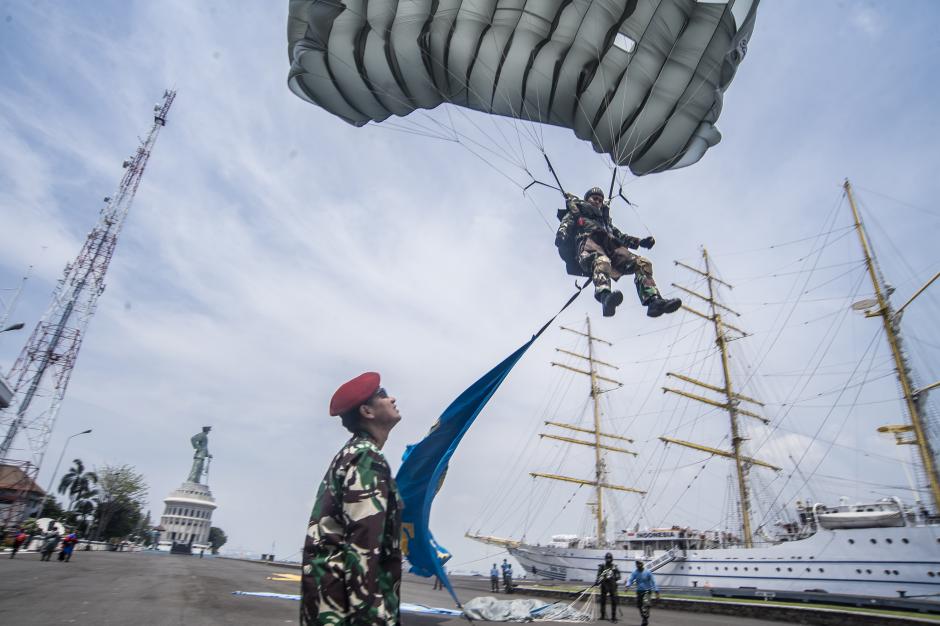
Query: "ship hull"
509 524 940 600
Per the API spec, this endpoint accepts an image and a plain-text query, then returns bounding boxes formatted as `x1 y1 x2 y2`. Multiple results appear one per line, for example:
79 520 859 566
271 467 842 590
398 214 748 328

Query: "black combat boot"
595 289 624 317
646 296 681 318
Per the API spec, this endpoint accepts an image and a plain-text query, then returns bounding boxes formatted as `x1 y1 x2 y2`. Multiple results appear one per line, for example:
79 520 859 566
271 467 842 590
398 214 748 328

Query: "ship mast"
663 250 780 548
531 316 644 547
844 179 940 513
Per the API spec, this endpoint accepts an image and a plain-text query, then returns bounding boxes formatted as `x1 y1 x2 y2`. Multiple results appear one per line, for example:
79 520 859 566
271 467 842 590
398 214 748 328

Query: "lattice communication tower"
0 91 176 505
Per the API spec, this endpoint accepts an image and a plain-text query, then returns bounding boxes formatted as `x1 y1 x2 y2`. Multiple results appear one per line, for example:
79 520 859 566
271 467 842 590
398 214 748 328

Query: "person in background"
502 560 513 593
490 563 500 593
625 560 660 626
39 528 61 562
58 531 78 562
9 529 28 558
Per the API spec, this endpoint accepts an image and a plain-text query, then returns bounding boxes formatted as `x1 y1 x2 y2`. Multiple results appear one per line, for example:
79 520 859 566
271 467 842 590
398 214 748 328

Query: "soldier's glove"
555 232 566 247
639 236 656 249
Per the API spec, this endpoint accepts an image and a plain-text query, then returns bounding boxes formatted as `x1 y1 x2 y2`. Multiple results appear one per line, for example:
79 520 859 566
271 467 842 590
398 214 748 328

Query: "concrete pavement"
0 550 784 625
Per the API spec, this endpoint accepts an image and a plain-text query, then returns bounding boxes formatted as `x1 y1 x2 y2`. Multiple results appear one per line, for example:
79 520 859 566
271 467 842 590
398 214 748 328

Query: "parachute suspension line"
533 586 598 622
541 152 569 200
294 7 532 178
302 14 570 238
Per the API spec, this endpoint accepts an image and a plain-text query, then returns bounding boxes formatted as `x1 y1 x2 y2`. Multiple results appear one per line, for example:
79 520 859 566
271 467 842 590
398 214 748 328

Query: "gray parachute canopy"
287 0 759 175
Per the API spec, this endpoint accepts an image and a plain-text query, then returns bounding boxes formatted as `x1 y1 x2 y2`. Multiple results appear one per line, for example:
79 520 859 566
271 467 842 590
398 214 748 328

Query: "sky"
1 1 939 570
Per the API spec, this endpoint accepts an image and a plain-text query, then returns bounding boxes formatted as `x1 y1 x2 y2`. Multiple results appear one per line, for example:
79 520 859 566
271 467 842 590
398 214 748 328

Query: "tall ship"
468 180 940 601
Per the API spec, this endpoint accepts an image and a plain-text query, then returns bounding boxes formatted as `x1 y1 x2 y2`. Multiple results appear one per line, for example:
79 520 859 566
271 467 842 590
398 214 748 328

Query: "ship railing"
645 548 680 573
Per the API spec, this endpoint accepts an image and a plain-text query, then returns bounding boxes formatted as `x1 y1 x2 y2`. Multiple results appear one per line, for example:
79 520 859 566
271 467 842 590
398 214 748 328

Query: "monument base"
158 481 217 550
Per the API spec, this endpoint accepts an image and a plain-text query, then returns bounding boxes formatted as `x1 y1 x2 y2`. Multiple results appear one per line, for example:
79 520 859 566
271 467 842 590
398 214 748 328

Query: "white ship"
470 180 940 602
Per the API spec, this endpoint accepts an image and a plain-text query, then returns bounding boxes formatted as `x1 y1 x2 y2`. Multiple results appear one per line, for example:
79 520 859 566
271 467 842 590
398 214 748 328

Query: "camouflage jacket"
301 433 403 625
556 194 640 251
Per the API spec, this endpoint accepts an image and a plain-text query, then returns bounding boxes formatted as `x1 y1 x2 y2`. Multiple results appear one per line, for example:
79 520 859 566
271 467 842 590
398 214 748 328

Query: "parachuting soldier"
596 552 621 622
301 372 404 625
556 188 681 318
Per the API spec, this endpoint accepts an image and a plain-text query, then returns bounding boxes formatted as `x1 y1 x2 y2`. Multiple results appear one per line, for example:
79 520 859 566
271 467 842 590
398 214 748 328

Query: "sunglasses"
371 387 388 400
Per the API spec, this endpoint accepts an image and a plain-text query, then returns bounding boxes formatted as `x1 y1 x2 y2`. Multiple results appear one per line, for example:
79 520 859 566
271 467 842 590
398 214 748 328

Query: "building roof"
0 464 46 495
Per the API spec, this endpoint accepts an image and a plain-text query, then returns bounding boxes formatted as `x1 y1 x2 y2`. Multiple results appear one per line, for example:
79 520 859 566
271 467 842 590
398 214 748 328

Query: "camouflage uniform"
556 195 660 304
302 433 403 625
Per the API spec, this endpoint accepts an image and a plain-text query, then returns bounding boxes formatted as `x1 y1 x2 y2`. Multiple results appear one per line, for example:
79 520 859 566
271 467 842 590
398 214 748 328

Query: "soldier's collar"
352 431 378 444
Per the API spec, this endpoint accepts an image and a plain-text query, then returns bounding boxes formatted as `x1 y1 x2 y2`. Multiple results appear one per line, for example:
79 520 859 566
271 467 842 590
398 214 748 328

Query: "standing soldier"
490 563 500 592
625 560 660 626
555 188 681 318
301 372 404 625
596 552 621 622
501 559 514 593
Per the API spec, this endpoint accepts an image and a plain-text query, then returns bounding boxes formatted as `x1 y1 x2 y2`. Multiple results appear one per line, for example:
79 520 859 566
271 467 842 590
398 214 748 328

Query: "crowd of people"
5 525 81 562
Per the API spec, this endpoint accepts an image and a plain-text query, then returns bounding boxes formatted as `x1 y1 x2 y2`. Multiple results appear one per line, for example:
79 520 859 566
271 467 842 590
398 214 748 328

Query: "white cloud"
0 1 937 570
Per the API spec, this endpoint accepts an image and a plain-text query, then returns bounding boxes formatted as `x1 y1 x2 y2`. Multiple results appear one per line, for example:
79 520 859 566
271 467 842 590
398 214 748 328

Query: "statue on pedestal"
187 426 212 484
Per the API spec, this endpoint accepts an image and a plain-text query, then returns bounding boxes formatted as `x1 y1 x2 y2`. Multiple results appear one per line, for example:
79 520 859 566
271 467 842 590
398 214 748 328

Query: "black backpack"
555 206 587 277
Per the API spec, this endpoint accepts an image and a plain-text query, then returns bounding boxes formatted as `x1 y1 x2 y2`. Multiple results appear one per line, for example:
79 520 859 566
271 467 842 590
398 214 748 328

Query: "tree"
21 518 39 536
58 459 98 512
73 499 96 536
134 510 153 546
208 526 227 554
38 496 65 520
91 464 148 541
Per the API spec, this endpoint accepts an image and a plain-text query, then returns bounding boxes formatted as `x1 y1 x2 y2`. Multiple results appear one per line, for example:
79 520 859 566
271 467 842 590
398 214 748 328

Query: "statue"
187 426 212 484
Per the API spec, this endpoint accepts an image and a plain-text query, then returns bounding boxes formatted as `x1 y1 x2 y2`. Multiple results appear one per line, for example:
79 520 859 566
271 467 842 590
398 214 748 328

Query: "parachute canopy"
287 0 759 175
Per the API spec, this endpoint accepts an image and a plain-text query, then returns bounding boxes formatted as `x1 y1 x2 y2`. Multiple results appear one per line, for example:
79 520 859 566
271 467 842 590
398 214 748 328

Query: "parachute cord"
541 151 569 201
615 185 653 235
522 178 562 195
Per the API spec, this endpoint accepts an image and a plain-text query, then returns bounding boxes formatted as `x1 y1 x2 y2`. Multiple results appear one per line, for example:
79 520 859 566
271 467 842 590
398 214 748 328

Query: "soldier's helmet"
605 552 613 561
584 187 605 201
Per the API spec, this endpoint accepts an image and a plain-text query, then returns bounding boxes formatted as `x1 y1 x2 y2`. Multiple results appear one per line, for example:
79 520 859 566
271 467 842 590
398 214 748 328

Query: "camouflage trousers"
636 591 652 622
578 238 659 304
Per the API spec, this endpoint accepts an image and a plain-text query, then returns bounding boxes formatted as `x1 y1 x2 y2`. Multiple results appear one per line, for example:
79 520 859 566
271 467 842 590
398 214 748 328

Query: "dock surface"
0 550 805 624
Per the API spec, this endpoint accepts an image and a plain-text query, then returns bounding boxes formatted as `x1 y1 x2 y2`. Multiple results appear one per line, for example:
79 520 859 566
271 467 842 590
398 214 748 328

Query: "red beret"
329 372 381 416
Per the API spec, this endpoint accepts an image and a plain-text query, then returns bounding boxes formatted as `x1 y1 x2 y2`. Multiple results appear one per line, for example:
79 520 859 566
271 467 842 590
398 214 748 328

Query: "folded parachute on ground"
287 0 759 175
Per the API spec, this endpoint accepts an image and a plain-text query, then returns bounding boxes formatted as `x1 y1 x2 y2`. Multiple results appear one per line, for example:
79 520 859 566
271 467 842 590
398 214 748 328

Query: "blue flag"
395 287 585 607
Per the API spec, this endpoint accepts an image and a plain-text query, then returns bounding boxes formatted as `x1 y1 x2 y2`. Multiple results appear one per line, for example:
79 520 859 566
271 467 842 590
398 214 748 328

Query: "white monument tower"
157 426 217 553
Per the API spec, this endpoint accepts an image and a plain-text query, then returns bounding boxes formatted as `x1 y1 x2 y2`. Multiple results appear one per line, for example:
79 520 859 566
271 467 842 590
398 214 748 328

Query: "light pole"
42 429 93 515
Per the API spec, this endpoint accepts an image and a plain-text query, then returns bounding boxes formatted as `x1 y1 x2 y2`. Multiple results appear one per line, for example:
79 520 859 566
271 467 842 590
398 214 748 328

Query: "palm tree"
58 459 99 512
73 495 97 536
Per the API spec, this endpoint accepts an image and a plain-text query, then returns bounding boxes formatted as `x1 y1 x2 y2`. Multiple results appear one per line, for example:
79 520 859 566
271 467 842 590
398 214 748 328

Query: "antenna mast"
0 91 176 476
532 316 644 547
844 179 940 512
665 250 780 547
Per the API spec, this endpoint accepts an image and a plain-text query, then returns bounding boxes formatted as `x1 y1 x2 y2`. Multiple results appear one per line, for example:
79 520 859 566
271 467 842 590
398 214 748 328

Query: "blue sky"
1 1 939 568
